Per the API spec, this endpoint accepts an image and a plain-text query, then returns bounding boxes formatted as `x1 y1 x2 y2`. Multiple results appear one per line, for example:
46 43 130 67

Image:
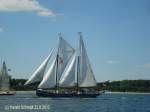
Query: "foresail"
59 52 76 87
78 34 97 87
25 49 53 85
38 58 56 88
39 36 75 88
79 56 97 87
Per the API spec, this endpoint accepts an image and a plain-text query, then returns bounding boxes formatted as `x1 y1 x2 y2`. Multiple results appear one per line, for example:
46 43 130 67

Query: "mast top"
78 32 82 35
3 61 6 65
2 61 6 69
58 32 62 38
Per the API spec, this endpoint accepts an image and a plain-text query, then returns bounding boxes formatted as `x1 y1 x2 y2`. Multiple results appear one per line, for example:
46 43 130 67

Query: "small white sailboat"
25 33 100 97
0 61 15 95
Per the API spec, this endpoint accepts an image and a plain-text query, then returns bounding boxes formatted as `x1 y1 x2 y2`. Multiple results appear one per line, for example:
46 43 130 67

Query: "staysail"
59 52 76 87
78 33 97 87
0 61 10 91
38 35 75 89
25 49 54 85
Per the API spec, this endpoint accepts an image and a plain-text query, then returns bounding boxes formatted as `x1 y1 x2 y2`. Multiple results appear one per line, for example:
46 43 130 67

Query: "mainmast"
55 33 62 92
55 54 59 92
76 55 80 91
76 32 82 91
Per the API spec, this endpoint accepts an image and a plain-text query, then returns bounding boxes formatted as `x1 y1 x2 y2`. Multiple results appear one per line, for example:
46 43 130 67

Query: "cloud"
136 63 150 69
37 9 55 17
0 27 4 32
0 0 56 17
142 63 150 69
107 60 119 64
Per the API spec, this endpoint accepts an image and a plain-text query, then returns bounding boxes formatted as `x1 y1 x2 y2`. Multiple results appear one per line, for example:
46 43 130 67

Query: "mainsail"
59 33 97 88
25 49 54 85
78 33 97 87
0 61 10 91
38 35 75 89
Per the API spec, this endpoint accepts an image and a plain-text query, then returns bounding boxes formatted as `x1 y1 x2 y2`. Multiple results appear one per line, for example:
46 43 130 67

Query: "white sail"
38 36 75 88
25 49 54 85
0 61 10 91
59 52 76 87
78 33 97 87
38 58 56 88
57 36 75 82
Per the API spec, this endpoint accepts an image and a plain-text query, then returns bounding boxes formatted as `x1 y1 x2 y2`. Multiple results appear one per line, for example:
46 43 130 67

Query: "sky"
0 0 150 82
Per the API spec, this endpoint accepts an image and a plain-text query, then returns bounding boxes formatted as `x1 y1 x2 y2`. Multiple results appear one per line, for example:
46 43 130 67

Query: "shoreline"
105 91 150 94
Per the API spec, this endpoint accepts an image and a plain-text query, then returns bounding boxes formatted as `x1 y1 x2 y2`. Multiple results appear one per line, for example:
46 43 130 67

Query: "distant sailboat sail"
0 61 10 91
25 49 54 85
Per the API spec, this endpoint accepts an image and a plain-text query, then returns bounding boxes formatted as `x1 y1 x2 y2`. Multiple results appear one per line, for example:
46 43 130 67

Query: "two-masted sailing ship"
25 33 100 97
0 61 15 95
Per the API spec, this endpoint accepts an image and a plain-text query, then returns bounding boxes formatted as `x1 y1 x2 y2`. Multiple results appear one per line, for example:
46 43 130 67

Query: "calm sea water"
0 91 150 112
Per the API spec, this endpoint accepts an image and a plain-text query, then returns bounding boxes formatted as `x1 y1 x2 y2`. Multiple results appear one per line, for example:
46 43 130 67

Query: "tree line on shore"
97 80 150 92
10 79 150 92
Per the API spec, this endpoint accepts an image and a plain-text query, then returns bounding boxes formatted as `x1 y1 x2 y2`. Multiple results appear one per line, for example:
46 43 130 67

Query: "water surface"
0 91 150 112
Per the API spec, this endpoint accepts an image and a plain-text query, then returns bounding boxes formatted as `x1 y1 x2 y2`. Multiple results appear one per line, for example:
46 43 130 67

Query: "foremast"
55 33 62 93
76 55 80 92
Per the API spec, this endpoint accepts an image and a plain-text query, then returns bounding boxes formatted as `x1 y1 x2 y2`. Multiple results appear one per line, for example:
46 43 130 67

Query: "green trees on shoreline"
10 79 38 91
10 79 150 92
97 80 150 92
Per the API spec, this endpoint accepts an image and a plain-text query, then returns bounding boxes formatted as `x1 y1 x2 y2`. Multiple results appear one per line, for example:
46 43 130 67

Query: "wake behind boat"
0 61 16 95
25 32 101 98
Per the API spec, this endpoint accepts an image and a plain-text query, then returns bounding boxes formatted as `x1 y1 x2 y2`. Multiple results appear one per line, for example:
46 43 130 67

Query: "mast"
55 54 59 92
76 56 80 91
76 32 82 92
55 33 61 92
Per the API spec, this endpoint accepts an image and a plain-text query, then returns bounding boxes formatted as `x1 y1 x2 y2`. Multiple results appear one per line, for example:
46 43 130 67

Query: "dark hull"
0 93 15 95
0 92 16 95
36 90 100 98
